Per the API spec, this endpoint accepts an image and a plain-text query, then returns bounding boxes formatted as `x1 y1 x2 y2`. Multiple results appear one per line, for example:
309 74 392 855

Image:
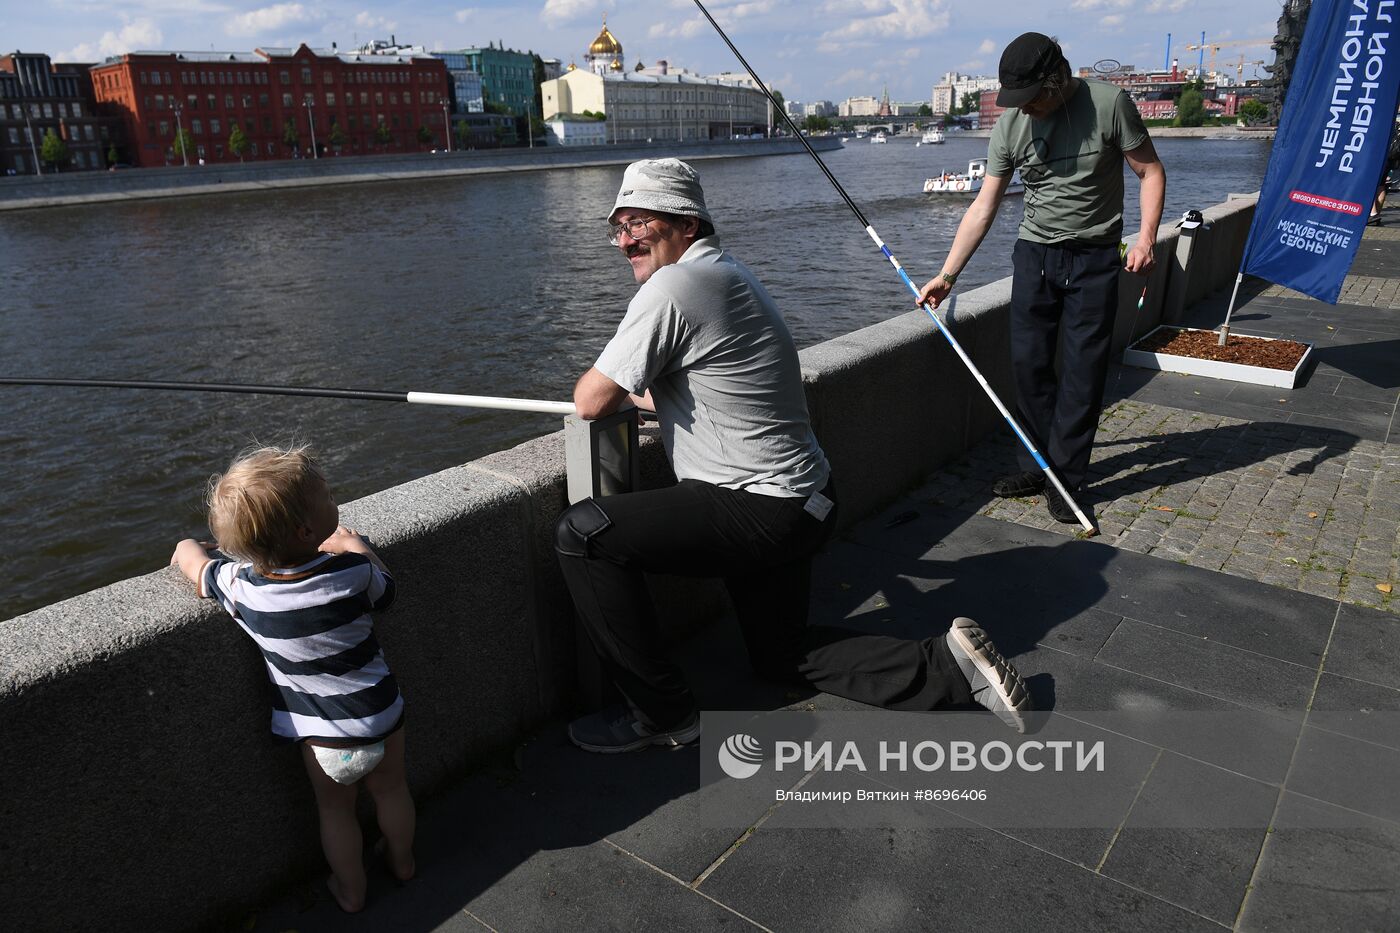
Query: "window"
72 102 83 118
158 120 169 136
22 126 31 143
375 92 383 105
207 94 216 110
140 71 148 84
164 72 172 85
57 103 67 117
282 93 293 107
359 91 368 105
301 67 312 84
390 92 398 105
267 141 276 155
215 143 224 157
225 94 234 109
325 93 335 106
150 71 160 85
323 71 333 84
242 94 252 108
280 70 290 84
258 93 268 107
85 125 94 141
196 144 205 158
6 128 16 144
155 95 165 110
210 119 221 135
191 119 202 134
188 94 198 109
42 103 53 118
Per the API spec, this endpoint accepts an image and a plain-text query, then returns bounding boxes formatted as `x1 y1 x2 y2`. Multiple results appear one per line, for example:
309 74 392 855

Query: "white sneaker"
946 617 1033 733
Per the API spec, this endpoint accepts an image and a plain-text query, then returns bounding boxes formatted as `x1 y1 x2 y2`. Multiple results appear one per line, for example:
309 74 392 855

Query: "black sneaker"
992 470 1045 498
568 705 702 754
945 617 1033 733
1045 487 1079 523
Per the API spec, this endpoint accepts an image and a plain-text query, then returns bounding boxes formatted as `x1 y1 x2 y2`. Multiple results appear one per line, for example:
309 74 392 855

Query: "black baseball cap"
997 33 1066 108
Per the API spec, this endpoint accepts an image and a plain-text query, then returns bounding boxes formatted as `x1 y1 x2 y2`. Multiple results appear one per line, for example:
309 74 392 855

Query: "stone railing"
0 193 1258 930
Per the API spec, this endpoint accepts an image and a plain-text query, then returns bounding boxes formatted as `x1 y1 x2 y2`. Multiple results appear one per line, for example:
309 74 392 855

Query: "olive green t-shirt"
986 79 1150 246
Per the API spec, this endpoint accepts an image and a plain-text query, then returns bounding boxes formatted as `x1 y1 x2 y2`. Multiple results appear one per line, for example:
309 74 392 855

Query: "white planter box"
1122 325 1314 389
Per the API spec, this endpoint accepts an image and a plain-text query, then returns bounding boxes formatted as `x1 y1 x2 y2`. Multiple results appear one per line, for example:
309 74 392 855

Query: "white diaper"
312 741 386 785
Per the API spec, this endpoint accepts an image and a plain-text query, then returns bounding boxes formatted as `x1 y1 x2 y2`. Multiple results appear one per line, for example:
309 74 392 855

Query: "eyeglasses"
607 216 660 245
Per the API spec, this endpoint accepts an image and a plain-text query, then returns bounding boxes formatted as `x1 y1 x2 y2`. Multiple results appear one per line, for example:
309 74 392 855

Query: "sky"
1 0 1289 103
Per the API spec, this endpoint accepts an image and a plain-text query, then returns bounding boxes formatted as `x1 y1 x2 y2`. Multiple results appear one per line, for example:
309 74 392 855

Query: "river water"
0 135 1271 620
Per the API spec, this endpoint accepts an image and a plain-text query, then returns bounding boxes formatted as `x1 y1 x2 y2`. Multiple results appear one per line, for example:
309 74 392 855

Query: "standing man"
918 33 1165 523
555 158 1031 753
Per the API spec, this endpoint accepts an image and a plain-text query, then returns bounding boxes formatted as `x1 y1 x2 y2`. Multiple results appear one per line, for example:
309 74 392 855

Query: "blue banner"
1241 0 1400 304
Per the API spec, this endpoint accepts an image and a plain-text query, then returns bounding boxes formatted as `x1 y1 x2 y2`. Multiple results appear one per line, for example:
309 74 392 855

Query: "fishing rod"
690 0 1095 533
0 377 576 415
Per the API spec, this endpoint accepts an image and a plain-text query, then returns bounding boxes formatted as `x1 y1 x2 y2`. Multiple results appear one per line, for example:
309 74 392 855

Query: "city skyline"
5 0 1286 103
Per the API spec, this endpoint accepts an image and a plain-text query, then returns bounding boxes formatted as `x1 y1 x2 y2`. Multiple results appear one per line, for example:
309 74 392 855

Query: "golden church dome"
609 58 623 72
566 61 577 71
589 17 623 56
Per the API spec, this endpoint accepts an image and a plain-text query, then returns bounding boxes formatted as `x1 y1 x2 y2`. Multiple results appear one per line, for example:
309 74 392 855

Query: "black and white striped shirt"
201 552 402 742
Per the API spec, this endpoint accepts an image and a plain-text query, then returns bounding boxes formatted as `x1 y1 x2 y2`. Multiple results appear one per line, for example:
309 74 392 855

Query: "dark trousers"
1010 239 1121 493
554 478 969 730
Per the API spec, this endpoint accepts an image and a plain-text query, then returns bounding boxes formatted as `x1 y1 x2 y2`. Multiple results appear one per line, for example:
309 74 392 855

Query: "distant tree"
769 88 785 114
228 124 250 161
282 118 300 153
533 53 547 123
918 103 933 117
40 129 69 170
1174 86 1206 127
454 119 471 150
374 122 393 148
327 123 345 151
803 114 832 132
171 128 195 163
416 124 434 148
106 144 120 167
1238 98 1268 125
957 91 980 115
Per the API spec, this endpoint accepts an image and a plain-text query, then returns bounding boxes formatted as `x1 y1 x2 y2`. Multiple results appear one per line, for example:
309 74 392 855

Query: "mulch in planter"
1131 327 1309 371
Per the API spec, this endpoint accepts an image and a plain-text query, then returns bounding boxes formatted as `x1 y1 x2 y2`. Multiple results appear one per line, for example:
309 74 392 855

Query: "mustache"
625 244 649 258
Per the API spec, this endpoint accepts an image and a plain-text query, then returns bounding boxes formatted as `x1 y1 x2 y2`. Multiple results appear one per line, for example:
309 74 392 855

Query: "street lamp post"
442 101 452 152
172 102 188 167
728 100 733 139
22 108 42 175
304 97 318 159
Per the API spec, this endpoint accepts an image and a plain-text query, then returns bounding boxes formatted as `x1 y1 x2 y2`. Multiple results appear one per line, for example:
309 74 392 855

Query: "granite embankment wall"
0 193 1258 931
0 136 841 211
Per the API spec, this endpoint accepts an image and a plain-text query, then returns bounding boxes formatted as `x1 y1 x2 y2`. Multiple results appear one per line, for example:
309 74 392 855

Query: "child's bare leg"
301 745 368 912
364 729 416 881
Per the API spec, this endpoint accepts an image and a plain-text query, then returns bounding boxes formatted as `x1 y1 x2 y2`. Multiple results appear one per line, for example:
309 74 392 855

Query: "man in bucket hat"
555 158 1032 753
918 33 1165 524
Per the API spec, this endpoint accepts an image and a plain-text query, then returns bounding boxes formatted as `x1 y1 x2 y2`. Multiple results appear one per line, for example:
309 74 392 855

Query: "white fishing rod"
0 377 576 415
690 0 1095 534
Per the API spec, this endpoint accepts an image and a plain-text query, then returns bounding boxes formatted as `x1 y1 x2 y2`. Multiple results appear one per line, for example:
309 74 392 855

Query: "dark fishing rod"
690 0 1094 533
0 377 576 415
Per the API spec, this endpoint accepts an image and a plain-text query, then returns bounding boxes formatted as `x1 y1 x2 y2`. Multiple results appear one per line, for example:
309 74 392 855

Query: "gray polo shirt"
594 236 830 498
987 78 1151 246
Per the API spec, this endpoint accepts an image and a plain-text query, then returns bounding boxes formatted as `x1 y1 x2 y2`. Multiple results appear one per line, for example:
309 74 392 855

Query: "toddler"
172 445 414 913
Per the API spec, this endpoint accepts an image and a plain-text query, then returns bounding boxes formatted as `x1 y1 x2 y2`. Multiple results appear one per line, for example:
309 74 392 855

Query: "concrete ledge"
0 193 1258 929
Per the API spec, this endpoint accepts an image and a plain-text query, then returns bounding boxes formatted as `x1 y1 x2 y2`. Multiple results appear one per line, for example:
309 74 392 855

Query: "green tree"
172 127 195 163
802 114 832 132
1174 86 1206 127
918 103 933 117
770 88 785 114
1238 98 1268 125
327 123 345 151
533 53 548 124
282 118 300 153
228 124 250 161
957 91 980 115
374 122 393 148
454 119 471 150
106 144 120 167
40 129 69 170
416 124 434 148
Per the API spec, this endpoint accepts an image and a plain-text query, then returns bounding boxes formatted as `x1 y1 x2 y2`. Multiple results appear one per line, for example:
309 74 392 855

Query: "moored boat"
923 158 1024 195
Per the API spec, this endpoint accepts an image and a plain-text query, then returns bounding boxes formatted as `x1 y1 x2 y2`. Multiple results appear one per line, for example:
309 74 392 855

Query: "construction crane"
1234 56 1266 82
1184 38 1272 80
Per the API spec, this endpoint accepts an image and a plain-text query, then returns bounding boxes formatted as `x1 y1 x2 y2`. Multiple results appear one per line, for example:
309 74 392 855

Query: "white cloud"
1069 0 1131 9
1102 13 1125 26
977 38 996 54
817 0 950 51
540 0 613 27
61 17 162 61
648 18 709 40
225 3 314 37
1143 0 1191 12
353 10 396 32
454 8 479 23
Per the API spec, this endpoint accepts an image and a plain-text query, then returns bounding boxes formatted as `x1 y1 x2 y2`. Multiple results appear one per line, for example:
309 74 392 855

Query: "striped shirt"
200 552 402 742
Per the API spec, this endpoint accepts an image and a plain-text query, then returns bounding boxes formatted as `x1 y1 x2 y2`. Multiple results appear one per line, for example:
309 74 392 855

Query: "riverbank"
0 136 842 211
958 125 1275 140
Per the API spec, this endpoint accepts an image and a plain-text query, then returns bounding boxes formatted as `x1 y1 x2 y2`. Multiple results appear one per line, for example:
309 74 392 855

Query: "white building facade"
541 68 771 143
839 96 879 117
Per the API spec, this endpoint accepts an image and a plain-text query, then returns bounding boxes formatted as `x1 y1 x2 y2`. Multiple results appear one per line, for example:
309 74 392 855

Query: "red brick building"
1 51 122 173
90 44 450 167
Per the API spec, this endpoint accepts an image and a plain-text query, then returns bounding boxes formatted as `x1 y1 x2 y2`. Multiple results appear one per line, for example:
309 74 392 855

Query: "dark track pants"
555 479 970 730
1010 239 1121 493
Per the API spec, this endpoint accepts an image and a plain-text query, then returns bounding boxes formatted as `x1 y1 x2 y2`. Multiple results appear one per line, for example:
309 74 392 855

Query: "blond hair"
207 445 327 574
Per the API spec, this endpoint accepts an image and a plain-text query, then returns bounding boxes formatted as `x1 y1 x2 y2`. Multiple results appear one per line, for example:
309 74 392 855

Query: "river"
0 135 1271 620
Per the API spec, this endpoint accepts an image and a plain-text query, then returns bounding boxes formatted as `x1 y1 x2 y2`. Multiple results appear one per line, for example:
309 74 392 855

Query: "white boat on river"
923 158 1024 196
918 128 945 145
870 131 888 144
